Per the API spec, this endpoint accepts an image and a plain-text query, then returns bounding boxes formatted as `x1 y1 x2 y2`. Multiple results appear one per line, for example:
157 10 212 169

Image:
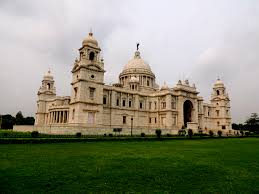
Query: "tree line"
232 113 259 134
0 111 35 129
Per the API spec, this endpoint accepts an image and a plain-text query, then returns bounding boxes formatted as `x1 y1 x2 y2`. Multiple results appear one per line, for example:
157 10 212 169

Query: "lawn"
0 138 259 193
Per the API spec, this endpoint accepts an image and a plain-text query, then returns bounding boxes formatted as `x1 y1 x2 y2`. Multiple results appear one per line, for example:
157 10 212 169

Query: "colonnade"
46 110 69 124
120 75 155 87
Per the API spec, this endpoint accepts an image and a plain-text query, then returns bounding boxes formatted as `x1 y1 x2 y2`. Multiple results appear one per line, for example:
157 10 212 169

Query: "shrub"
209 130 214 137
103 133 107 137
141 133 145 137
198 129 203 137
31 131 39 138
108 133 113 137
178 129 186 136
166 133 172 137
188 129 193 138
155 129 162 138
76 132 82 138
240 131 244 136
245 131 250 136
218 130 222 137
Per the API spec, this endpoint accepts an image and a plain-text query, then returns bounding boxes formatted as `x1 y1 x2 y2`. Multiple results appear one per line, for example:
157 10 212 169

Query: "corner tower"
69 31 105 127
35 70 56 126
210 78 232 130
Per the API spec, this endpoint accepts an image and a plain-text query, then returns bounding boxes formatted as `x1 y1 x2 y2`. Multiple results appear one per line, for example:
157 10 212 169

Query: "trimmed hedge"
0 135 258 144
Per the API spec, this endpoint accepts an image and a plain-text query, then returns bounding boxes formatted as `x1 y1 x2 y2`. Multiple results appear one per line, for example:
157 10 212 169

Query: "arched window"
47 83 50 90
216 90 220 95
147 80 150 86
89 52 95 60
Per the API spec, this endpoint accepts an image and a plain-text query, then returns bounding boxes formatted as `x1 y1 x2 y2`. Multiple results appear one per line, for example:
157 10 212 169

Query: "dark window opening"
140 102 143 109
47 83 51 90
122 99 126 107
123 116 126 124
147 80 150 86
149 117 151 123
116 99 120 106
217 90 220 95
89 52 95 60
74 87 78 98
155 117 157 123
89 88 95 99
103 97 107 105
129 100 132 107
222 126 226 129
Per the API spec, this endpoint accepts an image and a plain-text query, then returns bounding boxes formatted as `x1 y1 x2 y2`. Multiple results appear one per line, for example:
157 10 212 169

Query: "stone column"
55 111 57 123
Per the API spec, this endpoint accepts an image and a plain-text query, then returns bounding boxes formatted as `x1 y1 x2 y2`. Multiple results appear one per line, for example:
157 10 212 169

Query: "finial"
48 68 51 74
136 42 140 51
89 28 93 36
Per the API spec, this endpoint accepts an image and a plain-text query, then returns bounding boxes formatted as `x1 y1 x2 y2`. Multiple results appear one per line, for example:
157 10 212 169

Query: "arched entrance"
183 100 193 127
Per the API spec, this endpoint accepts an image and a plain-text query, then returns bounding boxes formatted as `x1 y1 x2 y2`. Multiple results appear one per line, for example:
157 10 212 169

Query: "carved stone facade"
33 32 232 135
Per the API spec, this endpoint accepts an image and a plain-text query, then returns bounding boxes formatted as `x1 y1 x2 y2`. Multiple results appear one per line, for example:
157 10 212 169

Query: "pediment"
87 64 104 72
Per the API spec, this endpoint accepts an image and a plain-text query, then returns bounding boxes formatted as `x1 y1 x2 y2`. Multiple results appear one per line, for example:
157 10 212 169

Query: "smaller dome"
129 76 139 83
44 70 53 79
161 82 169 90
82 32 98 47
214 78 224 87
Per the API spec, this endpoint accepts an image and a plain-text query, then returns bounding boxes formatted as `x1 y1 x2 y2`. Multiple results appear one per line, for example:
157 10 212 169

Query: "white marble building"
32 32 232 135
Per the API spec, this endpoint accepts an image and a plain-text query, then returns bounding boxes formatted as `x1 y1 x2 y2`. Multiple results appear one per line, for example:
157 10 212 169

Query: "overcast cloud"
0 0 258 123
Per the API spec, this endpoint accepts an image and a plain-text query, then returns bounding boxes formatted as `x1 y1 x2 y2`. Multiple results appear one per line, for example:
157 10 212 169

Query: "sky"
0 0 258 123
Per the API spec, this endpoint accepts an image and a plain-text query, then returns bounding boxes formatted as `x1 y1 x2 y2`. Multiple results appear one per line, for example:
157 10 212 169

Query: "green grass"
0 138 259 193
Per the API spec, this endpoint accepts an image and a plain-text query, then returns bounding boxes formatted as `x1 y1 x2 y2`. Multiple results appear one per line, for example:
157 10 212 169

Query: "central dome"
123 51 151 71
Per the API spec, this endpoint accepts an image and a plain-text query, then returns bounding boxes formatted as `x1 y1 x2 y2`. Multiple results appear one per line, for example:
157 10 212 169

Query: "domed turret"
82 31 98 48
160 82 169 91
214 78 224 87
43 70 54 81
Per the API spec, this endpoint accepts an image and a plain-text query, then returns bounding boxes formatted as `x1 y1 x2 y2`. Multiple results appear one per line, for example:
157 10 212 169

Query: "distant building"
16 32 233 135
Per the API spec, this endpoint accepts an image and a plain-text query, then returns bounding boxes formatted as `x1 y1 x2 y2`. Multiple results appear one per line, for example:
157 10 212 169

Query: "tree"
217 130 222 137
209 130 214 137
1 114 16 129
188 129 193 138
245 113 259 133
24 117 35 125
155 129 162 138
15 111 24 125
